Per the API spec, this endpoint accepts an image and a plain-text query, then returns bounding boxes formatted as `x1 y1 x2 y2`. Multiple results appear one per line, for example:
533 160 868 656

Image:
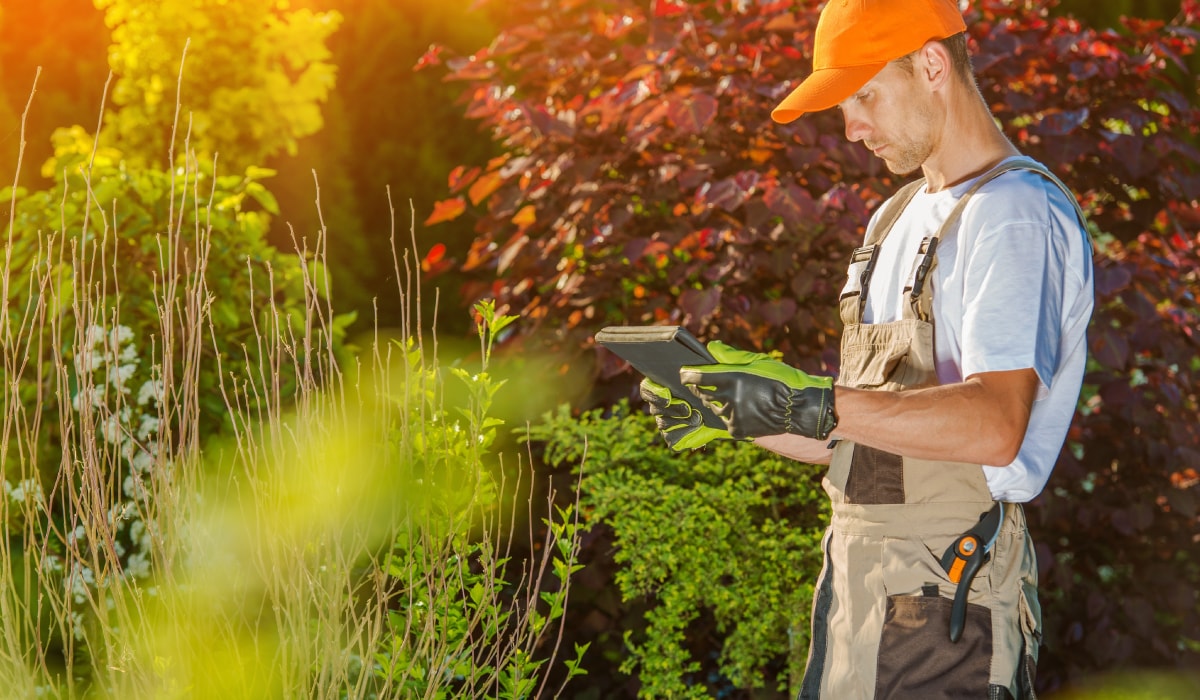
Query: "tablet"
595 325 723 429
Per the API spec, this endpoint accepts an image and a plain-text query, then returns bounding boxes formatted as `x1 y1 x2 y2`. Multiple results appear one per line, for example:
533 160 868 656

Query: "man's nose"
843 113 868 143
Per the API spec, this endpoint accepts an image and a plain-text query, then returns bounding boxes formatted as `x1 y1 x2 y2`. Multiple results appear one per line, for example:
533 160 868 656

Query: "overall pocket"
875 533 997 698
875 593 993 700
1017 583 1041 699
838 319 936 390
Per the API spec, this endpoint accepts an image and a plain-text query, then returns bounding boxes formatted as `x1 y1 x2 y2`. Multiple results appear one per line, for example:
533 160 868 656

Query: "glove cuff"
786 386 838 440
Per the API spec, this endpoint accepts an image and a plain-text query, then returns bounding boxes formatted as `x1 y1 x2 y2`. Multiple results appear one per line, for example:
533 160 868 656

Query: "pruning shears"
940 502 1005 643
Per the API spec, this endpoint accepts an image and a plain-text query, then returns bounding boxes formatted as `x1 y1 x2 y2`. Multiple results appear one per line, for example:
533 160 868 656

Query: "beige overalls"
799 160 1086 700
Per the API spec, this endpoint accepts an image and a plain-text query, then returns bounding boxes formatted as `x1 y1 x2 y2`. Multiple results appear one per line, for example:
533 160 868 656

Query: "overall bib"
799 160 1085 700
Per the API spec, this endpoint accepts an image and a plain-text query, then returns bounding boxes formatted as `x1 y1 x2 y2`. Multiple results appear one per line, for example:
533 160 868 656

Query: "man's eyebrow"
838 85 871 109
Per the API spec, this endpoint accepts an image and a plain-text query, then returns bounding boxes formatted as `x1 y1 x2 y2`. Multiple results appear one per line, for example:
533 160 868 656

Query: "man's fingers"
681 382 728 416
639 379 671 405
680 369 726 401
664 400 695 420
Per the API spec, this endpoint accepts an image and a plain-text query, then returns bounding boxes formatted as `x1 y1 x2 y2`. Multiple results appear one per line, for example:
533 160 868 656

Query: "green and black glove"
680 341 838 441
639 378 732 451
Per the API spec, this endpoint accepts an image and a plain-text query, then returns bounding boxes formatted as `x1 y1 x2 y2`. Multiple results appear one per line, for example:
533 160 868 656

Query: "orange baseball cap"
771 0 967 124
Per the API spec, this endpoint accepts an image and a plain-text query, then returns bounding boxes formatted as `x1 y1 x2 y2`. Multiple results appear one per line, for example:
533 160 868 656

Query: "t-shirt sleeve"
958 192 1069 397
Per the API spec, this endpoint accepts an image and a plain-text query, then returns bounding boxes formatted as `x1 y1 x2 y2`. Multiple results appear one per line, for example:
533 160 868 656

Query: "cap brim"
771 63 887 124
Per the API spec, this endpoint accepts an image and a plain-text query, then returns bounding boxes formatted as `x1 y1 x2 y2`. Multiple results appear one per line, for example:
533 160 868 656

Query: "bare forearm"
754 434 833 465
830 369 1037 466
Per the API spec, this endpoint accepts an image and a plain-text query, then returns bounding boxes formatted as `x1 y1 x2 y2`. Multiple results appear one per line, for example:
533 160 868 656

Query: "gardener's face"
838 60 937 176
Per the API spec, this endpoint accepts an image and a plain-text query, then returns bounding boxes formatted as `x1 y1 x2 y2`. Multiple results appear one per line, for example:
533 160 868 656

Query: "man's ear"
918 39 953 92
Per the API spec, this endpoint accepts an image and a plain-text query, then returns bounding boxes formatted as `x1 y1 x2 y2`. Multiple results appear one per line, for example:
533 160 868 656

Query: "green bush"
5 129 355 454
528 403 829 697
374 303 588 698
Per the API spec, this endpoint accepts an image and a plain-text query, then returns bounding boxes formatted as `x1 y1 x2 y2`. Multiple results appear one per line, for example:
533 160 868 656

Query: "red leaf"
668 92 718 135
446 48 496 80
448 165 481 194
679 228 715 252
819 185 849 213
423 243 445 265
1110 135 1154 180
1094 264 1132 298
759 298 797 327
461 239 493 272
414 44 444 71
680 286 720 324
511 205 536 230
653 0 687 18
1091 327 1130 370
424 198 466 226
763 181 820 224
421 243 452 275
468 171 503 205
697 179 749 211
1034 108 1090 136
528 106 574 139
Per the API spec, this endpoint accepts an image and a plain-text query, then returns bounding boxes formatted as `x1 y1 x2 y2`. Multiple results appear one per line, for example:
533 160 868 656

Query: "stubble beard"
884 136 934 176
887 96 938 175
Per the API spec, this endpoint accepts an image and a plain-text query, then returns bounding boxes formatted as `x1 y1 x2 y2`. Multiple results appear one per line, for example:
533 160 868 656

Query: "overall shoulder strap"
907 157 1089 322
933 157 1089 240
866 178 926 246
840 178 926 324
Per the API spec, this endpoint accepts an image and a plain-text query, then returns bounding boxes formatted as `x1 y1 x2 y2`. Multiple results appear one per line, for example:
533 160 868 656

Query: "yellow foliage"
92 0 342 170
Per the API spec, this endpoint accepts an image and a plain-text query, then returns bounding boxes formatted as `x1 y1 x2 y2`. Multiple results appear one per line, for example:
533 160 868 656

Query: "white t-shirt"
853 157 1095 502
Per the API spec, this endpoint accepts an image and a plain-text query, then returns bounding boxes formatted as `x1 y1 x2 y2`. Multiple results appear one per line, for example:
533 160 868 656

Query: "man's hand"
680 341 838 441
639 378 732 451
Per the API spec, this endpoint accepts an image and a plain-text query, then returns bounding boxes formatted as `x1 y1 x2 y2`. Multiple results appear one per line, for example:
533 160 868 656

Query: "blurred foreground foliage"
1 150 588 695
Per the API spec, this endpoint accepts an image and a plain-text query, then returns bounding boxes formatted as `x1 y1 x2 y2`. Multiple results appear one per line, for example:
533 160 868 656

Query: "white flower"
73 352 93 377
137 415 160 442
101 414 123 444
124 552 151 580
66 525 86 546
108 363 137 393
72 385 105 412
119 341 139 364
137 379 164 407
40 554 62 574
129 519 152 551
122 474 146 501
109 325 133 350
68 563 95 604
5 478 44 507
131 448 156 473
85 325 107 348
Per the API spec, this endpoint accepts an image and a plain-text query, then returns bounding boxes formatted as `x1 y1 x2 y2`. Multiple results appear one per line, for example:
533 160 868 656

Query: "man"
641 0 1094 697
